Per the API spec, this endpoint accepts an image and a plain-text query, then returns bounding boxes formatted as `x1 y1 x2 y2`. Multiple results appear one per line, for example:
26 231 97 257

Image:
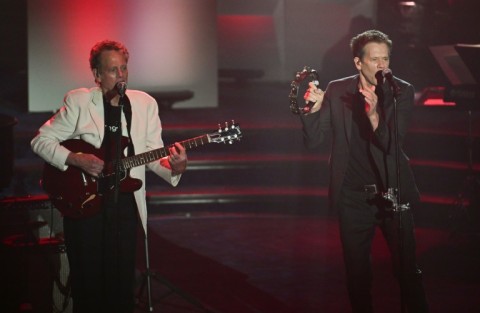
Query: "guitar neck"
120 134 211 170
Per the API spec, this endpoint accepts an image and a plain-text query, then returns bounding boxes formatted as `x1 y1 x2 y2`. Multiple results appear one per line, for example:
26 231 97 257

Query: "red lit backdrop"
27 0 217 112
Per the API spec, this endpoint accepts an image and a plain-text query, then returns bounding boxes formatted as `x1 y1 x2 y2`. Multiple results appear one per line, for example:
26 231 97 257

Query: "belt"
345 184 378 194
364 184 378 194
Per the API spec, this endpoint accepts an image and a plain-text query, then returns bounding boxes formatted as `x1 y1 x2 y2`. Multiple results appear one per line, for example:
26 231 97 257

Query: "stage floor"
133 211 480 313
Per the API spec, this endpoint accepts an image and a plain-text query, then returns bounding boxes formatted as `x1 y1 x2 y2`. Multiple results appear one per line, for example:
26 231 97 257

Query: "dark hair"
350 30 392 59
89 40 129 71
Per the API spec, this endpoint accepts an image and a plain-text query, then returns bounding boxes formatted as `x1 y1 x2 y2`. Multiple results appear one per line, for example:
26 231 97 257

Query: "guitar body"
42 139 142 219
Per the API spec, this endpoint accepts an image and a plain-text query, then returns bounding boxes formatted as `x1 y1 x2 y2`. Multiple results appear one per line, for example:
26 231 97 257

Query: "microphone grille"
382 68 393 77
116 82 127 96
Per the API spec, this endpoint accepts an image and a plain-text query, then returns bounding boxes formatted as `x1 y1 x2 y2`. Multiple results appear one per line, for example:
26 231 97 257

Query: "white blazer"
31 87 180 233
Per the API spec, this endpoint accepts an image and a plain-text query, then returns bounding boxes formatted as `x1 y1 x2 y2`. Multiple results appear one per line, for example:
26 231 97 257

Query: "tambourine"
289 66 320 115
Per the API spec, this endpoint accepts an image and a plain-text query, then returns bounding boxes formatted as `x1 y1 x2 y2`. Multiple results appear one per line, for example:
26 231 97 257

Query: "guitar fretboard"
120 134 211 170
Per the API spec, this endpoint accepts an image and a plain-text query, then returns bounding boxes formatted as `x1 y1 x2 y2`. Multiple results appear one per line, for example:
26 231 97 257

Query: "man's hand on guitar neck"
66 152 104 177
162 142 187 176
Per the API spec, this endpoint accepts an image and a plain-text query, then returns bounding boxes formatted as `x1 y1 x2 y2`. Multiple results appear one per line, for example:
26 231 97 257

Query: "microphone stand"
100 88 125 310
113 93 125 307
384 81 410 313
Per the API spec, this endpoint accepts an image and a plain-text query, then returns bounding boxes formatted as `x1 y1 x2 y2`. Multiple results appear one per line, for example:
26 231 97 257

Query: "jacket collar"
89 87 106 146
91 87 104 107
343 74 360 144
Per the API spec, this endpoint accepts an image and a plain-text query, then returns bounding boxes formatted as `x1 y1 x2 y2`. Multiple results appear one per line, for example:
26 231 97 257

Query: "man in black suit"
300 30 429 313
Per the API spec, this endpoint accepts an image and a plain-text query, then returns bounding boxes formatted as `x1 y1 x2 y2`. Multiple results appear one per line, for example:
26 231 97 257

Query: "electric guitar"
42 121 242 219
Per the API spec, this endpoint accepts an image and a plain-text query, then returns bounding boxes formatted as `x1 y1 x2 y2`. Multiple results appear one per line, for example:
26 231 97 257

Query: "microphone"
380 69 400 95
116 82 127 97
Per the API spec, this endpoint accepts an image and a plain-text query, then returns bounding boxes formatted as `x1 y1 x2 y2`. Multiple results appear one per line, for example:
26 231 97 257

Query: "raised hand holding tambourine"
289 66 324 115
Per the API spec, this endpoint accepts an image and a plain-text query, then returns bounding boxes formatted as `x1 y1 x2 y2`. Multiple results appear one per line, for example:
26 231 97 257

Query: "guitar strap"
121 95 135 157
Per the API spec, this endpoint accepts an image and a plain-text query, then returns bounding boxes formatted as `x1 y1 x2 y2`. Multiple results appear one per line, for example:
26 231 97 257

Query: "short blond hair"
89 40 129 71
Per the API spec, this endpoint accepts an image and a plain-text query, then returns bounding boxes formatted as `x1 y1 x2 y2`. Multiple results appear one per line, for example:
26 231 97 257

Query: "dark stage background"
1 1 480 313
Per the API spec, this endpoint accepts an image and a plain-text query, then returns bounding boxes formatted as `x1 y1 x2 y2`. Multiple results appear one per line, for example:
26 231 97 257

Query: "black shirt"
102 98 134 207
342 91 381 190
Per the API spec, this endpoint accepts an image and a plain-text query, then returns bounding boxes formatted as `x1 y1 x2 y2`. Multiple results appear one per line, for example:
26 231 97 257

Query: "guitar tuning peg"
231 119 235 127
224 121 228 131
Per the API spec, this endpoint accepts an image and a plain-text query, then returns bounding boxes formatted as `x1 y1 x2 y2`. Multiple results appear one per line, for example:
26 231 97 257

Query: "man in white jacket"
31 39 187 313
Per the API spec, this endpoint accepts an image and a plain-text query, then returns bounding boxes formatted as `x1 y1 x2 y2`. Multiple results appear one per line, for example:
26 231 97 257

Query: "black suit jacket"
301 74 420 210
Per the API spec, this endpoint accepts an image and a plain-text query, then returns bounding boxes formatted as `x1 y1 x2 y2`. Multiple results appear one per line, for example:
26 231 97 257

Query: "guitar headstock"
210 121 242 144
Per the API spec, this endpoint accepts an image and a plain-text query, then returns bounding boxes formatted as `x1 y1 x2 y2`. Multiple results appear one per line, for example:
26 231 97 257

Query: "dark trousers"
63 193 139 313
338 188 429 313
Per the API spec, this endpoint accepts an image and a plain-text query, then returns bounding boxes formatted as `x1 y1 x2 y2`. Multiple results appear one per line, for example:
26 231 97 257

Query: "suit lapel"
343 76 359 145
89 88 105 145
